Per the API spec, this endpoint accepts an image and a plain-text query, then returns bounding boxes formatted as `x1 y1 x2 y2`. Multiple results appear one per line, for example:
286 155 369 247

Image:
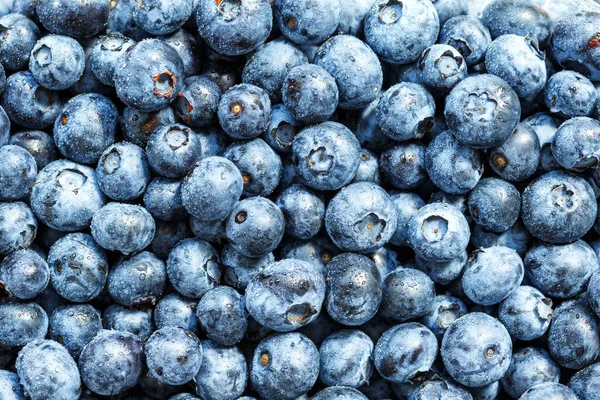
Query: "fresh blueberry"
164 29 201 78
519 383 578 400
222 243 273 290
147 124 202 179
414 250 467 285
0 249 49 299
589 271 600 318
551 117 600 171
217 84 271 140
280 236 338 274
154 293 200 336
418 44 467 92
336 0 373 36
195 340 247 400
313 387 368 400
480 0 551 45
439 16 491 66
175 76 221 128
420 295 467 339
319 330 373 388
500 347 560 399
108 251 166 306
488 122 541 182
189 216 226 243
96 142 150 201
29 35 85 90
36 0 109 38
9 130 58 169
0 201 37 255
352 149 380 185
0 144 36 201
49 304 102 358
103 304 153 341
133 0 192 35
0 370 25 399
569 362 600 400
0 13 40 71
196 285 247 345
380 268 435 321
90 32 136 87
70 36 113 97
468 178 520 233
544 70 596 118
121 106 176 148
408 376 472 400
274 0 340 45
498 285 553 341
380 142 428 190
276 184 324 240
0 301 48 347
144 178 187 222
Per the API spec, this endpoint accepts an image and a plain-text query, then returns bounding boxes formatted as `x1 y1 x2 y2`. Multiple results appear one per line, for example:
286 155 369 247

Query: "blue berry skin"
90 32 136 87
314 35 383 109
243 39 308 104
314 387 368 400
0 301 48 347
49 304 102 358
468 178 520 233
103 304 153 341
425 130 484 195
280 236 338 274
418 45 467 92
134 0 192 35
0 145 36 201
218 84 271 140
108 251 166 306
520 383 578 400
525 240 599 299
319 330 373 388
277 184 324 240
195 340 247 400
252 332 318 400
364 0 439 65
48 233 108 303
16 339 81 400
430 0 466 27
155 293 200 336
548 300 600 370
552 117 600 171
414 250 467 285
352 94 392 153
36 0 109 37
149 219 190 258
174 76 220 128
197 0 271 56
189 216 226 243
377 83 435 141
145 326 202 385
222 243 273 290
485 34 546 98
337 0 374 36
444 74 521 149
325 253 382 326
353 149 380 185
69 37 113 97
374 323 438 383
9 130 58 170
0 13 40 71
544 70 596 118
590 272 600 318
326 182 398 253
489 122 540 182
96 142 150 201
500 347 560 399
246 259 325 332
1 71 63 129
480 0 551 45
0 201 37 255
121 106 176 148
79 330 145 396
29 35 85 90
91 203 155 255
0 370 25 400
441 312 512 387
440 16 491 66
196 286 247 346
274 0 340 45
164 29 201 78
114 39 184 112
147 124 201 179
0 106 9 147
569 363 600 400
170 394 201 400
226 197 285 258
380 268 435 322
420 295 467 339
144 178 187 222
166 238 221 299
498 285 553 341
408 377 472 400
408 202 470 262
521 171 597 244
380 142 428 190
462 246 524 305
0 249 49 299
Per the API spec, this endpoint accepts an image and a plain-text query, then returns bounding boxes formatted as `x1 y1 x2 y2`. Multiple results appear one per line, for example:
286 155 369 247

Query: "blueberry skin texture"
417 44 467 92
246 259 325 332
222 243 274 290
325 182 398 253
325 253 382 326
374 323 438 383
462 246 524 306
134 0 192 35
380 268 435 321
441 312 512 387
164 29 201 78
0 301 48 347
121 106 176 148
146 124 202 179
48 233 109 303
425 130 484 195
519 383 578 400
175 76 220 128
352 149 380 185
189 217 226 243
500 347 560 399
252 332 318 400
521 171 597 244
242 39 308 103
408 377 472 400
313 387 368 400
590 272 600 318
548 300 600 370
155 293 200 336
217 84 271 140
16 339 80 400
31 160 106 232
364 0 439 65
79 330 145 396
414 250 466 285
195 340 247 400
444 74 521 149
196 286 247 346
525 240 599 299
380 142 428 190
569 363 600 400
0 201 37 255
544 70 596 118
498 285 553 341
108 251 166 306
277 184 324 240
0 106 9 147
223 138 282 197
144 177 187 222
49 304 102 358
103 305 153 341
292 121 360 191
281 236 337 274
552 117 600 171
314 35 383 109
468 178 520 233
166 238 221 299
54 93 118 165
29 35 85 90
1 71 63 129
36 0 109 38
480 0 551 45
114 39 184 112
0 144 36 201
274 0 341 45
319 330 373 388
0 249 49 299
377 83 435 141
488 122 540 182
420 294 467 339
440 16 491 66
9 130 58 170
89 32 136 87
0 370 25 400
96 142 150 201
0 13 40 71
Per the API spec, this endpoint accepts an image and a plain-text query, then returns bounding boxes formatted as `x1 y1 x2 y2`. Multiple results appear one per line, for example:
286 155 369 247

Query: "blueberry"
251 332 318 400
313 387 368 400
352 94 392 153
481 0 551 44
0 13 40 71
196 285 247 345
420 295 467 339
319 330 373 388
0 370 25 399
155 293 200 336
164 29 201 78
175 76 221 128
49 304 102 358
276 184 324 240
9 130 58 169
418 44 467 92
134 0 192 35
222 243 273 290
217 84 271 140
467 178 520 233
108 251 166 306
103 304 153 341
0 249 49 299
90 32 136 87
0 201 37 255
439 16 491 65
189 216 226 244
0 106 9 146
519 383 578 400
500 347 560 399
408 376 472 400
16 339 81 400
552 117 600 171
121 106 176 148
96 142 150 201
150 219 192 260
380 142 428 190
498 285 553 341
274 0 340 45
195 340 247 400
107 0 151 41
0 301 48 347
29 35 85 90
544 70 596 118
147 124 202 179
569 362 600 400
36 0 109 37
280 236 338 274
48 233 108 303
0 144 37 201
70 36 113 97
336 0 373 36
414 250 467 285
380 268 435 321
352 149 381 185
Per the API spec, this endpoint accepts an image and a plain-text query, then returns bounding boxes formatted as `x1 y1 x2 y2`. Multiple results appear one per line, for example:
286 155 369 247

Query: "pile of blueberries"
3 0 600 398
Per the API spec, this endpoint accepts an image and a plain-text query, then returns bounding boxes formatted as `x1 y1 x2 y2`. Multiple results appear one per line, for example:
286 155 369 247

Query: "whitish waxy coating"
312 387 368 400
29 35 85 90
108 251 166 306
552 117 600 171
0 249 49 299
498 286 553 341
195 340 247 400
500 347 560 399
48 304 102 358
167 238 221 299
319 330 374 388
0 145 37 201
439 15 491 66
196 285 248 346
0 301 48 347
0 370 25 400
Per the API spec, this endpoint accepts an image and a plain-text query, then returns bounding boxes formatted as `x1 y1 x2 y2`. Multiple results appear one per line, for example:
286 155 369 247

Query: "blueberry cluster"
1 0 600 399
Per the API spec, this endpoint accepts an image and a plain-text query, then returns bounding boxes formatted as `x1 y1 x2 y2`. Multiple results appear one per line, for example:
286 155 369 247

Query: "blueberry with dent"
420 295 467 339
96 142 150 201
274 0 341 45
498 285 553 341
417 44 467 92
90 32 136 87
439 16 491 66
319 330 374 388
108 251 166 307
551 117 600 171
0 202 37 255
146 124 202 179
175 76 220 128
